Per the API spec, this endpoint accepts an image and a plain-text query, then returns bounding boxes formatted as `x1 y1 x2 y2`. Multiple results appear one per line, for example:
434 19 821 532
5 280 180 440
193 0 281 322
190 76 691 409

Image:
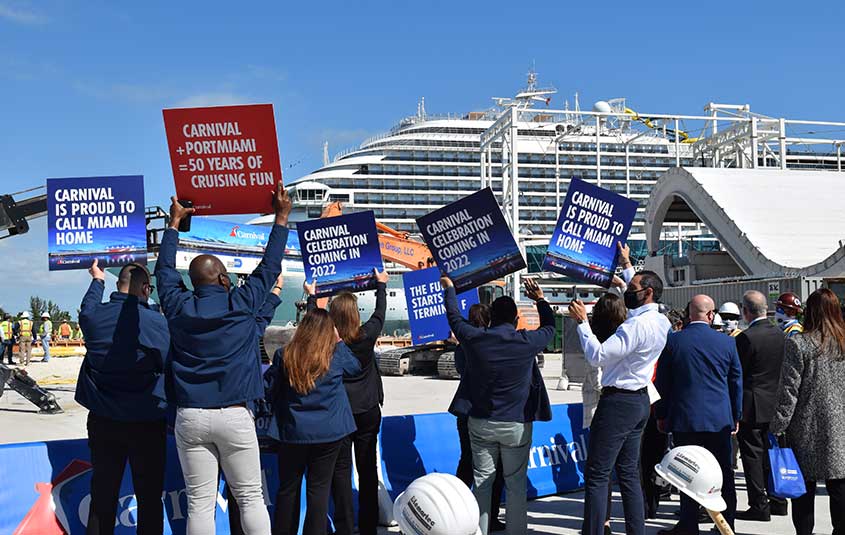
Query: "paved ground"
1 356 832 534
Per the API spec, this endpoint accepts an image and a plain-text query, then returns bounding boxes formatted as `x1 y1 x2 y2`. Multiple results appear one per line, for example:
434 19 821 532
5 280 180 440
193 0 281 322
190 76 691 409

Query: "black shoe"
489 520 506 532
770 503 788 516
736 508 771 521
657 525 697 535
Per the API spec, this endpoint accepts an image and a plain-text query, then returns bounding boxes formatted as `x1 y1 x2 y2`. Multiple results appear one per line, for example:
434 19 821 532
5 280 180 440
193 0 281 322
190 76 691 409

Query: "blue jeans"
469 418 533 535
41 336 50 362
583 388 650 535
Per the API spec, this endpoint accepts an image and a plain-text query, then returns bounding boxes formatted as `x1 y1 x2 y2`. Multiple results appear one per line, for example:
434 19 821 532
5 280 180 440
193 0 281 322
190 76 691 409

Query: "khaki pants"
19 337 32 365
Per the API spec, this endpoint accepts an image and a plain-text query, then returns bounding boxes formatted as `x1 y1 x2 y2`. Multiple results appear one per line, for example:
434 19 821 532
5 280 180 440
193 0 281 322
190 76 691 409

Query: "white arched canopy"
645 167 845 277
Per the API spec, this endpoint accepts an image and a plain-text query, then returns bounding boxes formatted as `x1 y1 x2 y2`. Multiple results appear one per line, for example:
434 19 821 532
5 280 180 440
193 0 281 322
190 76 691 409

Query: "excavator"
319 201 542 378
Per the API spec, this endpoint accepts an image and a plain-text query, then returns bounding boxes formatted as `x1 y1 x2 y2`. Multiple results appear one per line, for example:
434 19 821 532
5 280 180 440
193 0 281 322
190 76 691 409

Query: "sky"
1 0 844 316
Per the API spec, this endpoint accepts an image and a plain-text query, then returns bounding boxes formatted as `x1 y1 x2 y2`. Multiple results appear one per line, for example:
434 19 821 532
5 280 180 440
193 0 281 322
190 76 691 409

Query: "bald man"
655 294 743 535
155 182 291 535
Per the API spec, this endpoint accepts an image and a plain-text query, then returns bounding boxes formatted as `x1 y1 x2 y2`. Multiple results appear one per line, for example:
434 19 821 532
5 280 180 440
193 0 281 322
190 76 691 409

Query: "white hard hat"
711 313 724 327
718 302 741 317
393 473 480 535
41 312 50 319
21 311 30 319
655 446 726 512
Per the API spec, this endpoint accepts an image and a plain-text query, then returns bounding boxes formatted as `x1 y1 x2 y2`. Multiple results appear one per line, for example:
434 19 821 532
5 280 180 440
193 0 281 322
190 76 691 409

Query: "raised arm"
303 278 319 312
154 197 196 318
80 260 107 322
359 269 388 344
770 338 805 435
441 277 485 343
235 182 292 309
523 278 555 352
617 241 636 285
257 274 284 332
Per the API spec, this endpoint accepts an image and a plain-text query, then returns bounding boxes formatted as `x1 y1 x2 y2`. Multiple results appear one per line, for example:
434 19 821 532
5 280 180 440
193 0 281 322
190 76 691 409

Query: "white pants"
175 406 270 535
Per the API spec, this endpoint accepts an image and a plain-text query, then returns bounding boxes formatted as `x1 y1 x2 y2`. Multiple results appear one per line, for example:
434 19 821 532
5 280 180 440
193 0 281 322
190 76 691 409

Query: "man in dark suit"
442 277 554 535
735 290 788 520
655 294 742 535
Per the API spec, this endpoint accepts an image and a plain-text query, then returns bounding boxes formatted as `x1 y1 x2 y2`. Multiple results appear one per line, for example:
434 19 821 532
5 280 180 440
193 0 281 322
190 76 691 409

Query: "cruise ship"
249 72 844 328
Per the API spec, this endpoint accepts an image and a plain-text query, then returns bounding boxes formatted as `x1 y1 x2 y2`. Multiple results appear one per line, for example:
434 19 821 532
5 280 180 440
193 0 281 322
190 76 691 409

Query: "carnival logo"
230 225 266 241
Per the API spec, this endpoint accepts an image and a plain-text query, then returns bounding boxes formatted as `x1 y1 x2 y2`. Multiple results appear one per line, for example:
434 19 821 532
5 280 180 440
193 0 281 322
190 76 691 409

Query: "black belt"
602 386 648 396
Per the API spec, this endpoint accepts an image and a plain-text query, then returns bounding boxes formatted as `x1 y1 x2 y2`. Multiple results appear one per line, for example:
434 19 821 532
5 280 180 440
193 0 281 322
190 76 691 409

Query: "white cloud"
173 92 254 108
0 2 46 25
245 65 287 82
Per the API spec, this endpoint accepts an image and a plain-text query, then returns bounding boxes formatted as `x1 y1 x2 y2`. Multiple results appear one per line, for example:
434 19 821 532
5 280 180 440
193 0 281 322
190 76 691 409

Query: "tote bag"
768 434 807 499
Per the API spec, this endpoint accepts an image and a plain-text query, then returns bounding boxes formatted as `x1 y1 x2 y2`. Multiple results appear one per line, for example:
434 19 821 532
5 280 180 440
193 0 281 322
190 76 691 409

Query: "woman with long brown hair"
304 268 388 535
271 308 367 535
771 288 845 535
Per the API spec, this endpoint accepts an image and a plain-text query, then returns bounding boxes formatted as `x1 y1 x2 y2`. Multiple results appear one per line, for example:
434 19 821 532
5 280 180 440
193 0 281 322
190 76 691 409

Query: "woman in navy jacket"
272 308 366 535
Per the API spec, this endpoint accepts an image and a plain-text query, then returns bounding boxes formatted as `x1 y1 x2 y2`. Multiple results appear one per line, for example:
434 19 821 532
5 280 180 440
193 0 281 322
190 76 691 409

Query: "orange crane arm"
320 201 433 270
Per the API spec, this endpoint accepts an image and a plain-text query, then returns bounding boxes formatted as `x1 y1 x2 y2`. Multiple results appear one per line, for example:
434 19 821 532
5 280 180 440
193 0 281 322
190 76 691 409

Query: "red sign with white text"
163 103 282 215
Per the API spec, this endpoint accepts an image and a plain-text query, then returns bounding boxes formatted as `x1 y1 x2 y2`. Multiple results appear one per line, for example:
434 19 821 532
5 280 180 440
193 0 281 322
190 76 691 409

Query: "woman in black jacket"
304 268 388 535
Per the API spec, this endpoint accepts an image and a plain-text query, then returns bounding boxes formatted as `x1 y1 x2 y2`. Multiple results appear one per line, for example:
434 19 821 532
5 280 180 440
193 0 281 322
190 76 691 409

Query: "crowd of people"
67 180 844 535
571 243 845 535
1 312 82 366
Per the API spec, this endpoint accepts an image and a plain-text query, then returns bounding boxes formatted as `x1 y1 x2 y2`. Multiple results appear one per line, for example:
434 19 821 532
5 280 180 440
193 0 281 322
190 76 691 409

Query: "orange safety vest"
60 323 71 337
19 319 33 337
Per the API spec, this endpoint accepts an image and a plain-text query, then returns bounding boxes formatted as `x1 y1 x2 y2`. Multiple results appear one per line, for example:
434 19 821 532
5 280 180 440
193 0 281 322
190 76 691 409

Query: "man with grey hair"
735 290 788 521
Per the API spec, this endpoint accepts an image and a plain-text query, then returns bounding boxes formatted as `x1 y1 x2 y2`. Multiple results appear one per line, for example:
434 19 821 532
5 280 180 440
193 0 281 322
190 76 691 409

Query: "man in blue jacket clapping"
156 182 291 535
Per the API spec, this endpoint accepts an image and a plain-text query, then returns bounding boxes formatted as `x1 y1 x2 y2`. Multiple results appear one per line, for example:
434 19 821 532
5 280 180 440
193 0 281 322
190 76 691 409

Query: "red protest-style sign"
162 103 282 215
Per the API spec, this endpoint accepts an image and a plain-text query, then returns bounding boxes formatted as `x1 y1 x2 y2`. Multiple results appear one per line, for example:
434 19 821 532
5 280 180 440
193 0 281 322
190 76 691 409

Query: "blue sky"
1 1 843 315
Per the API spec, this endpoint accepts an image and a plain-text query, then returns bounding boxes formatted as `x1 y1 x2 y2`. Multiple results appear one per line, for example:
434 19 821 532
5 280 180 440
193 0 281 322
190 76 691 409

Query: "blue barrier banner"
543 178 638 287
47 175 148 271
0 404 587 534
298 211 383 297
416 188 526 294
402 267 480 345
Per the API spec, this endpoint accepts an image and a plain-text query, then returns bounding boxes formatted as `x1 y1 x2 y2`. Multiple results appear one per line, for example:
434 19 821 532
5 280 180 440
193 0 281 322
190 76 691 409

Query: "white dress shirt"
577 268 672 391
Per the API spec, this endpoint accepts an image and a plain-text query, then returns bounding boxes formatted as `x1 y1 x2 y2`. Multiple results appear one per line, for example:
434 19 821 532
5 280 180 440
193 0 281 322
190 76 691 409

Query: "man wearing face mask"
718 301 743 337
156 182 291 535
76 259 171 535
569 242 671 535
775 292 803 338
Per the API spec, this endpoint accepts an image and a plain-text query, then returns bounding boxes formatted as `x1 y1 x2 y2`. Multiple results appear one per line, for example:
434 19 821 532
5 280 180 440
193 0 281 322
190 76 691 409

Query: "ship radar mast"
493 66 557 109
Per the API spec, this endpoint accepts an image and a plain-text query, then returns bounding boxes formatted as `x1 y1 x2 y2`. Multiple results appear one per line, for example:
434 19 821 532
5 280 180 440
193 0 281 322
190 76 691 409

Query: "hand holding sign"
168 196 196 231
439 275 454 289
374 268 389 284
303 278 317 296
273 182 292 226
89 259 105 281
569 299 588 323
617 241 632 269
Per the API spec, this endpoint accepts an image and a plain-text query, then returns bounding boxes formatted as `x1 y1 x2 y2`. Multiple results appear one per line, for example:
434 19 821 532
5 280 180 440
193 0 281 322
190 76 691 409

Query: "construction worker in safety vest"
73 324 84 341
1 314 14 364
18 311 34 366
775 292 804 338
719 302 743 337
39 312 53 363
59 320 72 339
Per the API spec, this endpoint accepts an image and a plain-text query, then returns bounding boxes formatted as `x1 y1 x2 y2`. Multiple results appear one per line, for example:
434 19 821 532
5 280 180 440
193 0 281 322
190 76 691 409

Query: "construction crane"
0 187 48 239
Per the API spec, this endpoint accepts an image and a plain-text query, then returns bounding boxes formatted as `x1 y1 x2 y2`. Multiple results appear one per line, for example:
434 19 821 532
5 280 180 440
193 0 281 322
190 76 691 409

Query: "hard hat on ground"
718 302 740 319
21 311 30 319
655 446 727 512
775 293 802 316
393 473 480 535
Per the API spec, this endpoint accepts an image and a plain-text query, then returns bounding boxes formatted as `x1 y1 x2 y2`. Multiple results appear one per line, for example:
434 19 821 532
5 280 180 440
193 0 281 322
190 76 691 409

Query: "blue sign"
416 188 526 294
179 217 301 257
47 175 147 271
403 267 480 345
298 211 383 297
543 179 638 287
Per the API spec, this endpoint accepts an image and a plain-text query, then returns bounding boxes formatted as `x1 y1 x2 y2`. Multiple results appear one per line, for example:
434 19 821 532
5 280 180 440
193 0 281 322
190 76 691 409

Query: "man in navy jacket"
655 294 743 535
156 182 291 535
76 259 170 535
443 276 554 535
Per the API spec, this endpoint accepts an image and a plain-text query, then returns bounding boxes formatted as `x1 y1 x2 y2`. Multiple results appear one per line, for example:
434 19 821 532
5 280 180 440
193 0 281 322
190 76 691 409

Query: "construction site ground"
0 355 829 534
